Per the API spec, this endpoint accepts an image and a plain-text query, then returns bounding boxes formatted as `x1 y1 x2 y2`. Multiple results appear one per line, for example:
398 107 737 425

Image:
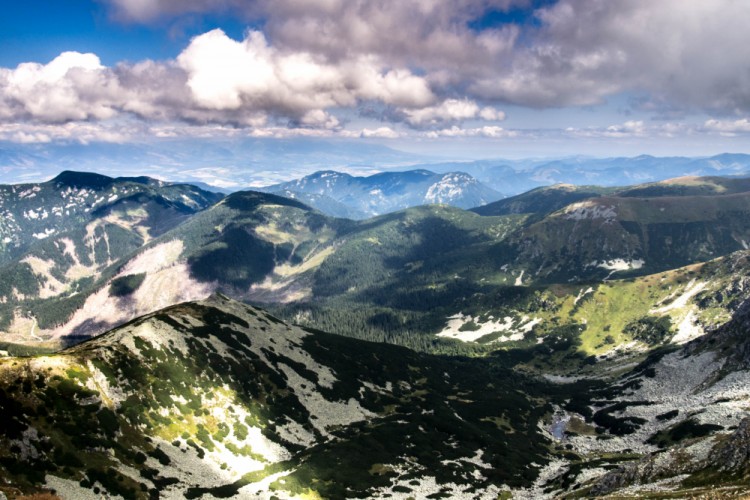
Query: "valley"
1 170 750 497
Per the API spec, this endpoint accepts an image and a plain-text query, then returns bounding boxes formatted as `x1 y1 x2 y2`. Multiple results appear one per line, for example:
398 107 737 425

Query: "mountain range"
2 168 750 497
4 140 750 198
259 169 502 218
423 153 750 195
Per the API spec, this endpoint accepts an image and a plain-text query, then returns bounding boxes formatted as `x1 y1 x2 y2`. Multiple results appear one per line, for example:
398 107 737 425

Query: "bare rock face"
590 418 750 496
710 418 750 472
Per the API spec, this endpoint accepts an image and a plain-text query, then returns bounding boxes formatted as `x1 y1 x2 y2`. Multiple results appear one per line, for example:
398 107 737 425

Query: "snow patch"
591 258 644 272
574 287 594 305
670 309 705 344
563 201 617 221
437 313 539 343
651 279 707 314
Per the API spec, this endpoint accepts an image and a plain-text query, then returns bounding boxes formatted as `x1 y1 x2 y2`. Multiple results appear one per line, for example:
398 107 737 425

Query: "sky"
1 0 750 160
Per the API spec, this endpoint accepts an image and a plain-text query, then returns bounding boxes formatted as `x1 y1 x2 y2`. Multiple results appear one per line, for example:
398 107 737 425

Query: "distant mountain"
423 153 750 195
0 293 550 498
271 189 369 219
261 169 502 217
0 138 432 187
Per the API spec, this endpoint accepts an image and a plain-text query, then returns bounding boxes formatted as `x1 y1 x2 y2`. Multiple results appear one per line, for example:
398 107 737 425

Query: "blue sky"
1 0 749 160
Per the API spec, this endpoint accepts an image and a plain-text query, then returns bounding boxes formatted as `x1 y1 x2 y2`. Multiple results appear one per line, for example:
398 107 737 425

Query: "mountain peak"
222 189 312 212
51 170 115 189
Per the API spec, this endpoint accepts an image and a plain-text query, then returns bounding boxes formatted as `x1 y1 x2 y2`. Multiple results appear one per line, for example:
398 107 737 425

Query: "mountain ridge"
259 169 502 217
0 293 551 499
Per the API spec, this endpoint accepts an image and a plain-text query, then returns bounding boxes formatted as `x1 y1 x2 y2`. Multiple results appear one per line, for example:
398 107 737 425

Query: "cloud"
104 0 253 23
0 121 136 144
401 98 505 127
0 29 440 132
563 120 698 140
472 0 750 113
103 0 750 116
359 127 400 139
175 29 435 120
97 0 750 118
424 125 517 138
6 0 750 146
0 52 123 122
704 118 750 136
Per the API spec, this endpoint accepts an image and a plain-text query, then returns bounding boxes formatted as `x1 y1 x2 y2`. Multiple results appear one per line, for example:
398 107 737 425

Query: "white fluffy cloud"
0 121 137 144
176 29 435 116
704 119 750 135
359 127 400 139
424 125 516 138
102 0 750 116
4 0 750 144
0 52 123 122
0 29 439 131
401 98 505 126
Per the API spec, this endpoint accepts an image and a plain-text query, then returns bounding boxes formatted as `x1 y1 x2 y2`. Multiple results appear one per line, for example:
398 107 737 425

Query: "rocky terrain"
0 172 749 497
0 294 550 499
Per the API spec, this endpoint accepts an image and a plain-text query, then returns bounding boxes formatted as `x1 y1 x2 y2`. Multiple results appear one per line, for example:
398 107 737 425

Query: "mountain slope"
261 169 502 217
0 171 222 264
270 188 369 219
540 291 750 497
0 172 223 348
0 294 550 499
508 186 750 281
3 294 750 498
2 188 530 350
471 183 614 217
10 175 750 357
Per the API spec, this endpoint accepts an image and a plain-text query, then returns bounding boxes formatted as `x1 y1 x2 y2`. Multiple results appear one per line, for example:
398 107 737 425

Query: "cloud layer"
2 0 750 145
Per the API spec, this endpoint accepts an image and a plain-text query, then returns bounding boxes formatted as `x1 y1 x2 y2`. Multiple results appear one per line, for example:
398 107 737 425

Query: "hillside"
0 188 530 350
0 171 222 264
471 183 614 217
549 291 750 497
2 295 750 498
0 294 551 499
7 175 750 360
260 169 502 217
0 172 223 349
510 189 750 281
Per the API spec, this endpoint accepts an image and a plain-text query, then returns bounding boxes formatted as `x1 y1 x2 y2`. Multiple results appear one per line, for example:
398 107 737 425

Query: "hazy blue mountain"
0 138 432 187
422 154 750 195
271 189 369 219
261 169 502 217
